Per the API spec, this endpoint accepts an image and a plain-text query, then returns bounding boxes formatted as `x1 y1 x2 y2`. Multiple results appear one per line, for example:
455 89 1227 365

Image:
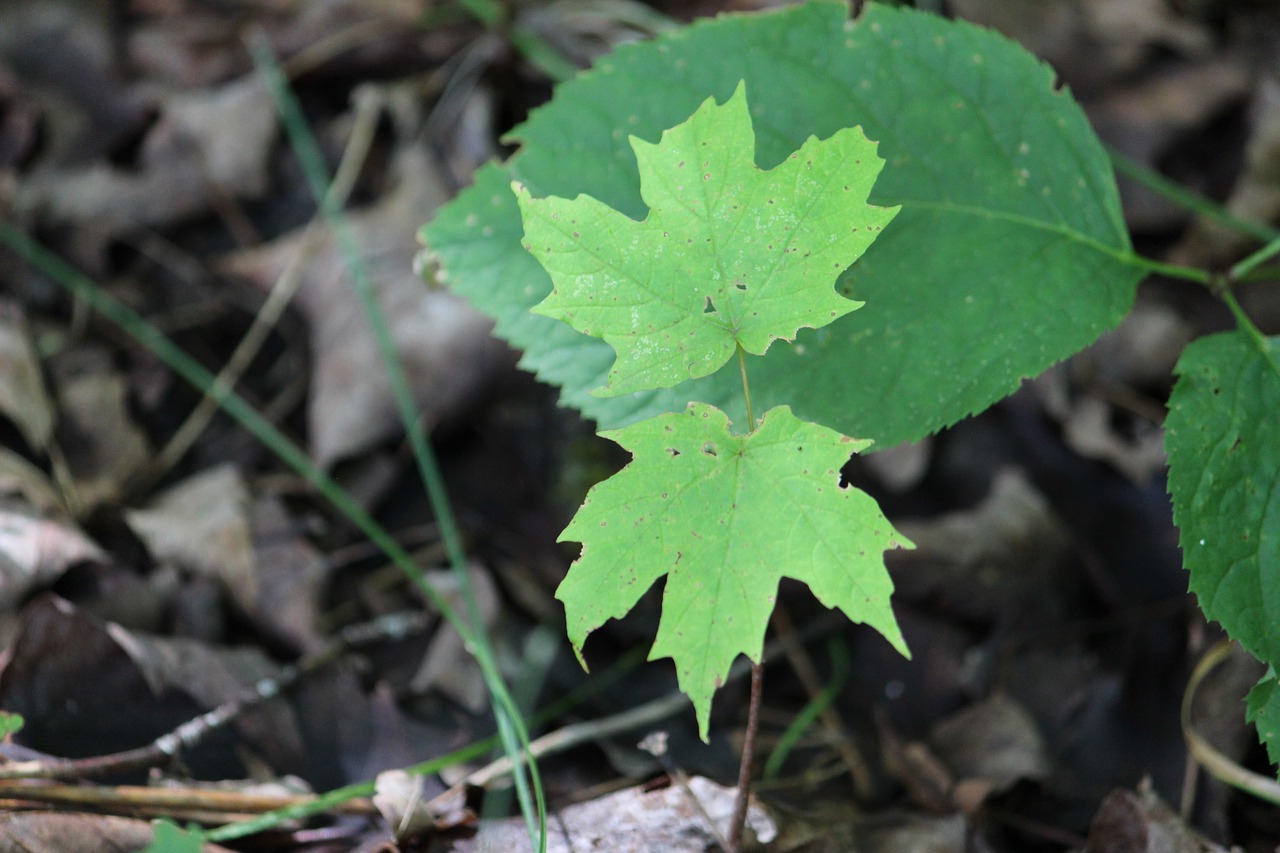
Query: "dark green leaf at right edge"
422 2 1142 445
1166 331 1280 768
1248 672 1280 768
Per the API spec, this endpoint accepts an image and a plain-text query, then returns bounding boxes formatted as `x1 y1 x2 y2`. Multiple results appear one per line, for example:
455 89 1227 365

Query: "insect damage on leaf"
555 403 912 740
515 80 898 398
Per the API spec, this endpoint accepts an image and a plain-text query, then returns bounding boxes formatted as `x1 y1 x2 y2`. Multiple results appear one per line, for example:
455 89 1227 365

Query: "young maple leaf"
556 402 911 740
515 81 898 397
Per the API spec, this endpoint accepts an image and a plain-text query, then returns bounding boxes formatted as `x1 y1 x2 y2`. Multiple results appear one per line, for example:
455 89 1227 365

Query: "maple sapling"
426 0 1280 828
514 81 911 846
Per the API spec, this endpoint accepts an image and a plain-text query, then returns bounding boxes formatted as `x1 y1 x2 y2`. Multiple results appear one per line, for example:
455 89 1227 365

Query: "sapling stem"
726 342 761 853
737 341 756 429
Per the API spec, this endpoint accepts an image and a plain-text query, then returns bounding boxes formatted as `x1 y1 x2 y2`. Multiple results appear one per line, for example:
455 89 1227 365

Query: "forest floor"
1 0 1280 851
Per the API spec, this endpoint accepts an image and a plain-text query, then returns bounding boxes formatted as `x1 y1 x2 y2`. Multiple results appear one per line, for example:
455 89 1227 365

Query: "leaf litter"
0 0 1278 850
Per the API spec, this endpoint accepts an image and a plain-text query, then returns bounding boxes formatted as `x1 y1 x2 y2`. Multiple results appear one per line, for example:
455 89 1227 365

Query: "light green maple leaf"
556 402 911 739
514 81 898 397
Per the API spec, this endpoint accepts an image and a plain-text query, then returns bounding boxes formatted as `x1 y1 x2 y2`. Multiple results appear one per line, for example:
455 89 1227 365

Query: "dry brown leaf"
889 469 1077 626
103 622 308 773
854 812 968 853
410 562 499 712
1084 782 1230 853
878 717 957 814
0 508 103 610
862 437 933 494
928 693 1049 811
1090 59 1252 231
0 811 233 853
0 64 41 170
0 447 67 517
0 0 146 169
0 596 299 779
373 769 436 840
0 299 54 452
1032 299 1189 484
1082 299 1194 391
127 11 252 88
1171 75 1280 268
12 74 276 232
222 142 506 468
125 464 258 616
51 348 151 513
458 776 776 853
951 0 1209 95
247 495 327 653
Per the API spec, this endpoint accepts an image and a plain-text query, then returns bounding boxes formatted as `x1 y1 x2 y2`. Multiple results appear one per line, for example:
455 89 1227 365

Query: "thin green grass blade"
246 35 545 848
762 637 849 781
204 736 498 843
0 224 465 627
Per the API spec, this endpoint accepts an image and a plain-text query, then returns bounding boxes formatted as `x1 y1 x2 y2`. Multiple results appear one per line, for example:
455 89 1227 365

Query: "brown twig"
769 603 873 797
726 662 763 852
0 781 377 821
0 611 431 782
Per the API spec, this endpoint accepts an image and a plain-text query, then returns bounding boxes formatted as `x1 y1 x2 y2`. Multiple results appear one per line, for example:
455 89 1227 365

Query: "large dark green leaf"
422 2 1142 445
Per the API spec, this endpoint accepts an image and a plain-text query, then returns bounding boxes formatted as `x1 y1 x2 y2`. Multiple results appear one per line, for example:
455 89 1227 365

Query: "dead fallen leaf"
1171 75 1280 268
889 469 1078 627
0 508 103 610
125 464 258 618
221 141 506 468
0 65 40 170
126 10 252 89
49 346 151 514
1089 58 1252 231
0 447 67 517
0 595 208 768
410 562 499 712
12 74 276 234
456 776 776 853
1084 781 1229 853
1060 396 1166 485
0 299 54 452
0 595 308 780
0 810 233 853
1031 299 1189 484
951 0 1210 96
247 494 328 654
291 668 430 790
853 811 968 853
373 768 435 840
878 715 957 815
102 623 309 777
928 693 1049 813
862 437 933 494
0 0 147 168
1082 299 1194 392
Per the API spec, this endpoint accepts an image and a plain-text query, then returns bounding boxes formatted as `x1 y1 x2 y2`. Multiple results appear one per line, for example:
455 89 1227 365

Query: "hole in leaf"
733 280 747 291
701 442 718 457
703 297 716 314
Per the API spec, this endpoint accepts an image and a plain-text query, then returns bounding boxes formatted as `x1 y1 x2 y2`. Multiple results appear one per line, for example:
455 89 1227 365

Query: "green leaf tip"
1166 331 1280 668
1167 330 1280 772
1247 671 1280 769
555 402 911 740
516 80 897 398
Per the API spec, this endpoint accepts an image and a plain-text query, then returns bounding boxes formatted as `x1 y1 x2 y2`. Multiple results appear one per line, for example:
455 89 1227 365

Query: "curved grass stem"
245 32 546 848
